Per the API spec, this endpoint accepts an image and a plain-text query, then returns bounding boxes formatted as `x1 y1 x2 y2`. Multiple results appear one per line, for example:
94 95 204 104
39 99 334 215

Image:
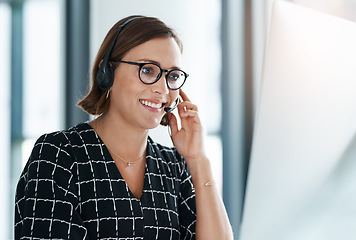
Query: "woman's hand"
168 89 207 163
169 90 233 240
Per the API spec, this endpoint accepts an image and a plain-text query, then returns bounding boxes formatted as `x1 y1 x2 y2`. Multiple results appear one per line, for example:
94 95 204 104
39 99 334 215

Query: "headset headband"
96 17 141 91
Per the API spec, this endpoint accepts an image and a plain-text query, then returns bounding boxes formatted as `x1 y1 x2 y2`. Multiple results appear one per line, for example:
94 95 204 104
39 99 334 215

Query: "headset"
96 17 140 91
96 16 179 113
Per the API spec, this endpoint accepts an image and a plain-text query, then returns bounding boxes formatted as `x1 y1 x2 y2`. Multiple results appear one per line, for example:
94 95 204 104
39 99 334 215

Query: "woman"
15 15 233 239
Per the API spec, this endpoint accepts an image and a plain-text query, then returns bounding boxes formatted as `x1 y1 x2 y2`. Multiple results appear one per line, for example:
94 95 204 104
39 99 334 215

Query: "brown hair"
77 15 183 124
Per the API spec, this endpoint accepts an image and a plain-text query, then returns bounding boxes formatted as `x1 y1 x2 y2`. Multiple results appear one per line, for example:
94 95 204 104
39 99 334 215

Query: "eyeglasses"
115 60 188 90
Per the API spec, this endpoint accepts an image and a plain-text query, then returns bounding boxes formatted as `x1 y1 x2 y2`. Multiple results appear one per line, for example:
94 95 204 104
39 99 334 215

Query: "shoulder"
34 122 98 151
30 122 89 151
25 122 96 170
147 136 189 175
56 121 98 146
18 122 97 187
147 136 182 161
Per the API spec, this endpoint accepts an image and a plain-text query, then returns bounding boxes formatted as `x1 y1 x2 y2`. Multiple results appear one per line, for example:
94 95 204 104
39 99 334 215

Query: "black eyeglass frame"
114 60 189 90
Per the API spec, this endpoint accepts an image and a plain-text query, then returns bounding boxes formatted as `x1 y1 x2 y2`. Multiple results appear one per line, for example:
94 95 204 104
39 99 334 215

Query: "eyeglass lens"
139 63 186 90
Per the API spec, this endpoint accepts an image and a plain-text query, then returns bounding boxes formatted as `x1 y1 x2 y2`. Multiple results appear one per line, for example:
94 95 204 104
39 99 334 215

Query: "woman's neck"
90 112 148 160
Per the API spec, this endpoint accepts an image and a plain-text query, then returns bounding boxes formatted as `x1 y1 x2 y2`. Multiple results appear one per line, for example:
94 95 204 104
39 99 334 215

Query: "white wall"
0 4 11 240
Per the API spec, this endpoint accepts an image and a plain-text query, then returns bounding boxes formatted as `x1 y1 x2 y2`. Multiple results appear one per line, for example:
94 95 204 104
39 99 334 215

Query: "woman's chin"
141 118 163 130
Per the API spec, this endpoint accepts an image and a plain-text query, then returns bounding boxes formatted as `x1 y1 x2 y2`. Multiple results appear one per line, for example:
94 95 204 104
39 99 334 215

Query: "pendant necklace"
107 147 145 166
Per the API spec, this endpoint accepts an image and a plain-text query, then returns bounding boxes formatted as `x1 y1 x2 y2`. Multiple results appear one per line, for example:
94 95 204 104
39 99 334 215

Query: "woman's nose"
151 74 169 94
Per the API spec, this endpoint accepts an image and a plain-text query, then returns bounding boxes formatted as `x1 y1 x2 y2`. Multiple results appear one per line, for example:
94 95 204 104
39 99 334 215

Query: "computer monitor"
240 1 356 239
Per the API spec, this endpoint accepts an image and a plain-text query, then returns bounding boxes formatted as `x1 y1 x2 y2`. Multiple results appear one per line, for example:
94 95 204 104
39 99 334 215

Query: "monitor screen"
240 1 356 239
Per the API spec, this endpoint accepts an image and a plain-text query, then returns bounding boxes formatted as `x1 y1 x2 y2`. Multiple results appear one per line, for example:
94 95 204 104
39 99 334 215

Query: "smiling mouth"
139 100 166 109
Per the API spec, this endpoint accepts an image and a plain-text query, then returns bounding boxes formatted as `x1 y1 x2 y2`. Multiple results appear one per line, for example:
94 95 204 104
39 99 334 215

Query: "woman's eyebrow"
137 58 181 70
136 58 157 64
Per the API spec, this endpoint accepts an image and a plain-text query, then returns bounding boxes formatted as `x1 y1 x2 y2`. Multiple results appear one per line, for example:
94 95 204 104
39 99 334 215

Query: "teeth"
141 100 162 109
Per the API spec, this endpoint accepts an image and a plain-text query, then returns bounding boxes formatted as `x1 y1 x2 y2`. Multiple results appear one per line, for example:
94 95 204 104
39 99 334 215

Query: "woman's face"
108 37 182 130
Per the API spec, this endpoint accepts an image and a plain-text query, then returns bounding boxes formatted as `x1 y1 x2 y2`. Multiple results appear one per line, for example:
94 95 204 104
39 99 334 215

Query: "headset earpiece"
96 58 114 90
96 16 141 91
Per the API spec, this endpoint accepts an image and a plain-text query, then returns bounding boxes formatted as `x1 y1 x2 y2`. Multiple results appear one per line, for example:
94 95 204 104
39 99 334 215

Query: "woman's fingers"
178 89 199 115
178 101 198 116
179 88 191 102
177 104 201 127
180 109 199 118
179 100 198 111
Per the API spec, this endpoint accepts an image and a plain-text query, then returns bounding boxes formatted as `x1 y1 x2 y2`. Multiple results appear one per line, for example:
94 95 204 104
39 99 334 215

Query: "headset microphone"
164 98 179 113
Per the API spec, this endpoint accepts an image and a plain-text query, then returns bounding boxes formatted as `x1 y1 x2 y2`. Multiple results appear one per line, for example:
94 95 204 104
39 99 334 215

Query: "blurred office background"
1 0 356 239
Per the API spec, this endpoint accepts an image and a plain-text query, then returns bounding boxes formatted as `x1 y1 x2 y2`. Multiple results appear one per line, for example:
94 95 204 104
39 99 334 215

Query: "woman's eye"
142 67 154 75
169 70 185 82
169 74 179 81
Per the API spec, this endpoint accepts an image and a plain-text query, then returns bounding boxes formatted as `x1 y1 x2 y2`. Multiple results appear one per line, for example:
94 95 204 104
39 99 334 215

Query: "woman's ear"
98 59 104 68
99 59 114 69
